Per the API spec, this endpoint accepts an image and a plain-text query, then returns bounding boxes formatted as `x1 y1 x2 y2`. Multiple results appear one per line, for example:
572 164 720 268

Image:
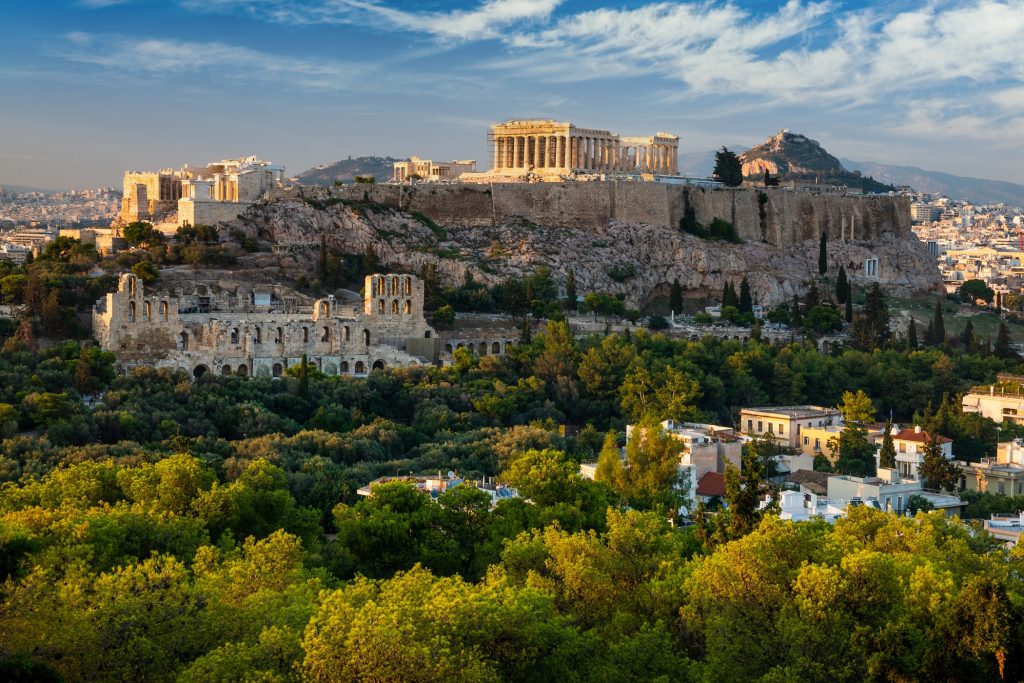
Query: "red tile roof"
893 428 952 444
696 471 726 497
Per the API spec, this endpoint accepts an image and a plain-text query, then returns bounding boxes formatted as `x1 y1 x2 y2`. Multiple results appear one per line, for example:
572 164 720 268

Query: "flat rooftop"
741 405 838 418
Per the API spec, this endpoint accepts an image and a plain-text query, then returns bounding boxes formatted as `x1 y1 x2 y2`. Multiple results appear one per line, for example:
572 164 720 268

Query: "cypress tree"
739 277 753 313
804 281 820 309
961 319 975 351
790 294 802 327
565 269 577 313
878 419 897 469
932 299 945 345
983 332 992 356
845 294 853 323
317 235 329 283
924 319 934 347
299 353 309 398
818 231 828 275
722 281 738 309
669 278 683 316
995 322 1012 358
907 318 918 350
836 265 848 303
520 318 532 344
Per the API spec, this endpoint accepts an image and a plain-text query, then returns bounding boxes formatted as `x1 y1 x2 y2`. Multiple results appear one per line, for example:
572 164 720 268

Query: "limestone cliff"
229 187 941 309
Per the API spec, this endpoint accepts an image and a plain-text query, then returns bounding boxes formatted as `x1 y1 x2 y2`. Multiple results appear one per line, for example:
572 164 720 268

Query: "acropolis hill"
230 181 940 309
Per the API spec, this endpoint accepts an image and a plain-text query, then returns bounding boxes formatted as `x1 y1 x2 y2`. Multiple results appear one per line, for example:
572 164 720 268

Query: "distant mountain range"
0 183 53 195
294 156 398 185
839 159 1024 206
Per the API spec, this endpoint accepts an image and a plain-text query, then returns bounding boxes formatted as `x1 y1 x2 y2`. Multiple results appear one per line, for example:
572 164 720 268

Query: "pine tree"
907 318 918 350
995 321 1012 358
565 269 577 313
739 277 753 313
712 147 743 187
836 265 848 303
932 299 945 345
818 231 828 275
74 347 94 394
878 419 897 469
669 278 682 316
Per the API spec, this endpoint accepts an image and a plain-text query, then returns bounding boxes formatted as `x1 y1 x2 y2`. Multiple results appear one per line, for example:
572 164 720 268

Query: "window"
778 423 784 435
999 482 1006 494
897 495 903 512
899 442 906 453
231 328 239 344
747 419 753 431
814 438 820 451
302 327 309 343
768 423 774 434
757 421 763 432
803 436 809 446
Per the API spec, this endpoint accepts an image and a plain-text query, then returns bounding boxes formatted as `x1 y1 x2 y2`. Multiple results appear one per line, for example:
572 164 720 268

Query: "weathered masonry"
475 119 679 179
93 273 436 378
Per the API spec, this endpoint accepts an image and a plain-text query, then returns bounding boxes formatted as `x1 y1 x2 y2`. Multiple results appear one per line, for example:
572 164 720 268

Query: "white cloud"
58 33 358 91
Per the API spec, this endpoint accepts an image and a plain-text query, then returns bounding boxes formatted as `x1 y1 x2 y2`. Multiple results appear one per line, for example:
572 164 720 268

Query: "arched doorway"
341 361 350 373
272 362 283 377
221 365 231 376
372 360 385 371
354 361 366 374
492 341 501 354
178 332 189 351
237 365 249 377
193 365 208 379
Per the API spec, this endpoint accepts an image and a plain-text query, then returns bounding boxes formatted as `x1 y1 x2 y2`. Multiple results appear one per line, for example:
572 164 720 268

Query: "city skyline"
2 0 1023 189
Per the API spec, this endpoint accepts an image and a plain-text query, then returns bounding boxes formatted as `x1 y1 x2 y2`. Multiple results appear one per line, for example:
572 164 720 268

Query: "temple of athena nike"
462 118 679 181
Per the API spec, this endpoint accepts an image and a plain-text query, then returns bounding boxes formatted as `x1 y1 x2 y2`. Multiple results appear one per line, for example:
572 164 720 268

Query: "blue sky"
2 0 1023 188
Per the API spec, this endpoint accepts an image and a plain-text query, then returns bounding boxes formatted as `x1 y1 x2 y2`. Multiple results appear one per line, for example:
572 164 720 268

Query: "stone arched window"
127 301 136 322
363 329 370 346
378 299 385 314
391 299 399 314
276 327 283 344
424 330 431 339
341 360 350 373
320 301 329 317
255 327 262 344
479 344 488 356
392 276 399 293
160 301 169 322
128 276 136 297
322 326 331 343
372 360 385 371
272 363 283 377
405 276 412 295
355 360 366 374
344 326 350 341
144 301 151 321
221 364 232 376
302 327 309 343
404 300 412 314
377 276 385 294
492 341 501 354
179 332 189 350
237 364 248 377
231 328 239 344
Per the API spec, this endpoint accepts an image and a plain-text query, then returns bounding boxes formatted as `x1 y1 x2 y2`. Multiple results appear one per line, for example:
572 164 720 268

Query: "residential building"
962 375 1024 425
357 473 517 507
799 422 886 464
759 490 847 523
740 405 841 448
826 466 964 517
959 438 1024 496
888 425 954 480
983 512 1024 546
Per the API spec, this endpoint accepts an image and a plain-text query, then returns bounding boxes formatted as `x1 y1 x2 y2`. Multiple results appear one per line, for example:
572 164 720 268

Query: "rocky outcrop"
230 194 941 309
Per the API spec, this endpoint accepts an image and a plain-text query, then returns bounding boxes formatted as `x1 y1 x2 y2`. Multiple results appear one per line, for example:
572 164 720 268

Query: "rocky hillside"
228 194 940 310
741 130 893 193
294 156 397 185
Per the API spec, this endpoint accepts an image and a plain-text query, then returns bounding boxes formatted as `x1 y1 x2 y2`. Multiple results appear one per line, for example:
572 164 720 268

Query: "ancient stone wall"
283 182 911 247
93 272 440 377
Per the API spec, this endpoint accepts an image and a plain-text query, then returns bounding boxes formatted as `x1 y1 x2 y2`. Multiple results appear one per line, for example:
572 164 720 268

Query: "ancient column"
493 137 500 170
533 136 541 169
583 138 590 170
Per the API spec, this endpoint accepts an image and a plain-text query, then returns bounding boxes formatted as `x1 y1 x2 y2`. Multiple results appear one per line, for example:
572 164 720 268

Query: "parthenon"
482 119 679 178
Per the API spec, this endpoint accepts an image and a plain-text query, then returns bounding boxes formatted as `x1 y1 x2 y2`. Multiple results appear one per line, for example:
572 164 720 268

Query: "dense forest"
1 318 1024 680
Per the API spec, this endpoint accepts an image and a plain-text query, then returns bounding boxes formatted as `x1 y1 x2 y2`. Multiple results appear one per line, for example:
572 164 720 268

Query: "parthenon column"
583 138 590 170
534 136 541 169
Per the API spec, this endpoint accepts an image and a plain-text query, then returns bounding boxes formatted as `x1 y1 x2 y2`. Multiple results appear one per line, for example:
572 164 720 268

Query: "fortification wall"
292 182 911 247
